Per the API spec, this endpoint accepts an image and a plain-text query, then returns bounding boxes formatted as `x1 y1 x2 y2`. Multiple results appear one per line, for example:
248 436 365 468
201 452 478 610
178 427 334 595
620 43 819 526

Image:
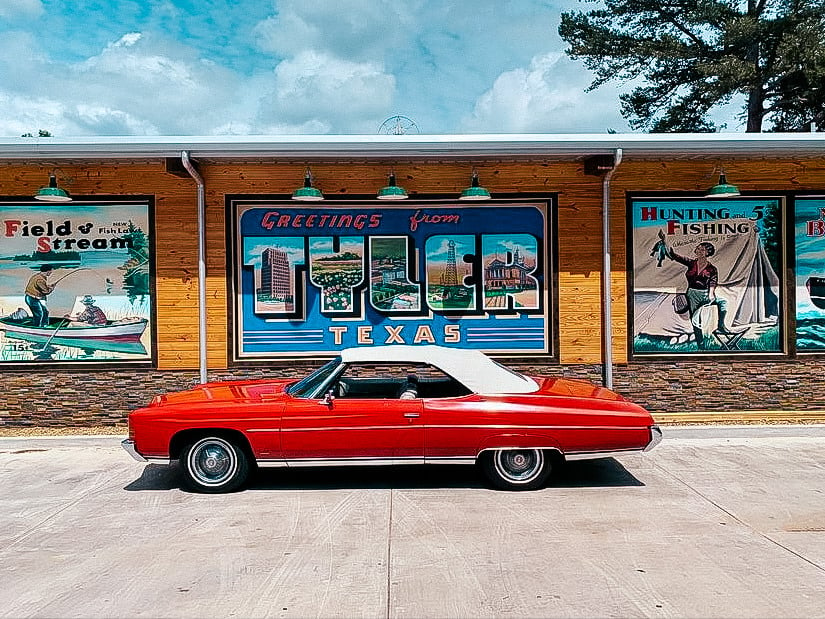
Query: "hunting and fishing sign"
230 199 552 359
630 197 783 355
0 201 153 364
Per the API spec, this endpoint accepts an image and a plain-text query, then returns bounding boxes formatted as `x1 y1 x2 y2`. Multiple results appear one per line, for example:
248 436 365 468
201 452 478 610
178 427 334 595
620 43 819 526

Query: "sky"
0 0 736 137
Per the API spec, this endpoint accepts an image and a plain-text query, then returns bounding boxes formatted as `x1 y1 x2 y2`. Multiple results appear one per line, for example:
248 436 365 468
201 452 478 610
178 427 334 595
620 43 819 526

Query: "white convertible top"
339 345 539 395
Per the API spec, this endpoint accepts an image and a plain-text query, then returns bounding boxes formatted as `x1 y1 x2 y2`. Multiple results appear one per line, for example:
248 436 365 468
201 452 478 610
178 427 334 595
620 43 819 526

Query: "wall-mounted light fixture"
291 168 324 201
377 171 408 200
459 171 491 200
705 169 740 198
34 173 72 202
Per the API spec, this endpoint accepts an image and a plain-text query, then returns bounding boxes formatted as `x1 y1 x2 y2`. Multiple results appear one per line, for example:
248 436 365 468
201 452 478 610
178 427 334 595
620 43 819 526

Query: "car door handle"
403 412 420 418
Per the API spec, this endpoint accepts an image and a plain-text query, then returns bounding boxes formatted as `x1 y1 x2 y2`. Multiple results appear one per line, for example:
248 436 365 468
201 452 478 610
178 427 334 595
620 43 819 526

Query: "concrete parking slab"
0 427 823 618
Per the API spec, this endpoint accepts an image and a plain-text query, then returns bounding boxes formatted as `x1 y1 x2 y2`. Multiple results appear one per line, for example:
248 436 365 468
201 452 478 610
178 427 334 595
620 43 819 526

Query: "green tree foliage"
21 130 53 137
559 0 825 132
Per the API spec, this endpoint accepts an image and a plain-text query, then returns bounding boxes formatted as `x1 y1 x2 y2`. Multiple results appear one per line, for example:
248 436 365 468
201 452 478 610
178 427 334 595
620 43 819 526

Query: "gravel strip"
0 426 127 437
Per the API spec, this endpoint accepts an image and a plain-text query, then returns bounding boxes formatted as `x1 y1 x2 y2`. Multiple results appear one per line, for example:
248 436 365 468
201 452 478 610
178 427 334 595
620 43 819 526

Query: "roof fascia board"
0 133 823 160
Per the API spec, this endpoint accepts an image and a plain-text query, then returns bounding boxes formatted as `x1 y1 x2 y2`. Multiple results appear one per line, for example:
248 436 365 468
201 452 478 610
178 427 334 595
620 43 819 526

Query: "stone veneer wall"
1 358 824 428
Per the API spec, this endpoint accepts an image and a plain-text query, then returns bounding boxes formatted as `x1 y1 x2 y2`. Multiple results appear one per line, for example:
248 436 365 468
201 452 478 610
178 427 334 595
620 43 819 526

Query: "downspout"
601 148 623 389
181 151 208 385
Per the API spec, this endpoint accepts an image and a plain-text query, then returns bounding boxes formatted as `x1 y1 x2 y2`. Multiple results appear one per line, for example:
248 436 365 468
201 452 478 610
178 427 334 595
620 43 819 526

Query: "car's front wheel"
481 449 552 491
180 435 250 493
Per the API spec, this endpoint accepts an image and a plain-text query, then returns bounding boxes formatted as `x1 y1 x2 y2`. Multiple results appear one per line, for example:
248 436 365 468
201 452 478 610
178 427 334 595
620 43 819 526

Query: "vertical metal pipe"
180 151 208 384
601 148 623 389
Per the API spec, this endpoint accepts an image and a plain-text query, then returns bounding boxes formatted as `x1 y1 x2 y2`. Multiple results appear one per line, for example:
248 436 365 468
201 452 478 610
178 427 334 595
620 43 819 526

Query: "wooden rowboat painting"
0 316 148 341
5 330 148 357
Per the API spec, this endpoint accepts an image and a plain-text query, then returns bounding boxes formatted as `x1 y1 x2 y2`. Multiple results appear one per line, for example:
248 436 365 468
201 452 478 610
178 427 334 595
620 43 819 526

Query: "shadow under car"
124 457 643 492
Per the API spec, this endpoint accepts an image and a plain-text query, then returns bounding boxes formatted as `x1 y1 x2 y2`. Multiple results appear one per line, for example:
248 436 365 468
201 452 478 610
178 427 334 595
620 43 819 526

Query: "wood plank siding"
2 157 823 371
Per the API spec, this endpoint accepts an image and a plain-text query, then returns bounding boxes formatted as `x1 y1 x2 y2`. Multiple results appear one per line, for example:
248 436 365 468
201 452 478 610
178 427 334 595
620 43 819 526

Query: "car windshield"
287 357 342 398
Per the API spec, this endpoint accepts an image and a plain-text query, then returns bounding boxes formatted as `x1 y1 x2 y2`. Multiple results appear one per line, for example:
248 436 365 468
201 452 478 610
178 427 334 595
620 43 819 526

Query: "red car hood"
151 378 294 406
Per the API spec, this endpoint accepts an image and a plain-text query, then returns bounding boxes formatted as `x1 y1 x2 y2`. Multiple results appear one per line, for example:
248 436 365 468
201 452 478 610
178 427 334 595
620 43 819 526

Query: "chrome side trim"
121 439 146 462
565 449 645 461
425 457 477 465
644 425 663 452
257 456 478 467
283 456 426 467
278 425 413 432
478 446 562 456
268 424 643 433
256 460 289 468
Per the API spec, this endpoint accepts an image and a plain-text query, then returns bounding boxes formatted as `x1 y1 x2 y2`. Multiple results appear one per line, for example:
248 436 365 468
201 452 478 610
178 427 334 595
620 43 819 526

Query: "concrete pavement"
1 426 824 618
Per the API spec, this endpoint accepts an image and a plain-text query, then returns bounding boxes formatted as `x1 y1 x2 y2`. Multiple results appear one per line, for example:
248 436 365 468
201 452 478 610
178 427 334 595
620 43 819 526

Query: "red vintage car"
123 345 661 493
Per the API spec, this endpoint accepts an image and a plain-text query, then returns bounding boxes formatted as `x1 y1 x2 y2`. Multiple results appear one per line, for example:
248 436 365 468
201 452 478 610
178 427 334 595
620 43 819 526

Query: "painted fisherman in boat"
65 295 107 326
24 264 56 327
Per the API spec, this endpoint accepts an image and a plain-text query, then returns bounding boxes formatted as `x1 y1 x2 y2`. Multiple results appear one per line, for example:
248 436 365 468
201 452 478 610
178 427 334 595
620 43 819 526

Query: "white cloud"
253 0 421 60
15 32 246 135
257 51 395 133
0 93 68 136
0 0 43 19
461 53 629 133
0 1 643 136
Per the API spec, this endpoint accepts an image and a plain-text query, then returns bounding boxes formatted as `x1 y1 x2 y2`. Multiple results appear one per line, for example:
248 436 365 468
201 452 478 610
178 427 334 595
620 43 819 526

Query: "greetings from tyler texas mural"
0 202 152 364
232 201 550 359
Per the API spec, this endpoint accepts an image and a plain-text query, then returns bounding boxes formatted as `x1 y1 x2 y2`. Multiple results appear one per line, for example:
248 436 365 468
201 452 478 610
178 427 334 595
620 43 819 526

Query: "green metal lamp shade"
35 174 72 202
459 172 491 200
377 173 408 200
705 172 740 198
292 170 324 201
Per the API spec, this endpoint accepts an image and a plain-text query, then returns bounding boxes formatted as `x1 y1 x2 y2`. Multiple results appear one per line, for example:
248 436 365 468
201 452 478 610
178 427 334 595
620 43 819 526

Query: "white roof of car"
339 345 539 395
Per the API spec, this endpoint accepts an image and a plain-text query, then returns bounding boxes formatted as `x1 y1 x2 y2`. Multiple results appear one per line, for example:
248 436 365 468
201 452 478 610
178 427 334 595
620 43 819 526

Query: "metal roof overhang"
0 133 823 161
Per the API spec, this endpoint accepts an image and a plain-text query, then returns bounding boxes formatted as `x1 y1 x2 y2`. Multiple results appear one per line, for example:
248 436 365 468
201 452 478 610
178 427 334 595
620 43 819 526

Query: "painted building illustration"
484 247 534 291
259 247 292 302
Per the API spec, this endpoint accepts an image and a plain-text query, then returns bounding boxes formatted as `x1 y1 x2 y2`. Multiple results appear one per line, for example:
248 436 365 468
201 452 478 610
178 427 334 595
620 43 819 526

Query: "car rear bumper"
122 439 171 464
121 439 147 462
644 425 663 452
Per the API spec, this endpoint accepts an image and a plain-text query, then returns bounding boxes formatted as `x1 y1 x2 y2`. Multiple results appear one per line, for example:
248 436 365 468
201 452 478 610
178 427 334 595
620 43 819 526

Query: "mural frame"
226 195 558 363
0 195 156 369
626 192 788 360
792 193 825 355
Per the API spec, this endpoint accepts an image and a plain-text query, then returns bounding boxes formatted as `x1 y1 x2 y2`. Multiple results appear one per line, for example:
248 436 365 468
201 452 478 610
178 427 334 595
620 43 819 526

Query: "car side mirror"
321 389 335 406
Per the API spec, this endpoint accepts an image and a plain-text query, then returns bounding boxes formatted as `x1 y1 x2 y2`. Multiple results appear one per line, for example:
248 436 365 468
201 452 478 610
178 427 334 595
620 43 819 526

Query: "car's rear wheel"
481 448 551 491
181 435 249 493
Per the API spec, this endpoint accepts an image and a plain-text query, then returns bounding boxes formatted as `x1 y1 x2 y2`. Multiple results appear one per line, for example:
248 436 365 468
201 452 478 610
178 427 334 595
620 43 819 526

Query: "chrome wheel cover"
188 437 237 487
493 449 544 484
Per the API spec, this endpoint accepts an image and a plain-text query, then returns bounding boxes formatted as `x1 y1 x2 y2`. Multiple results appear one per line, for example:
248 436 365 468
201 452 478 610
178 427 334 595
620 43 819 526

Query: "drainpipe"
601 148 623 389
181 151 208 385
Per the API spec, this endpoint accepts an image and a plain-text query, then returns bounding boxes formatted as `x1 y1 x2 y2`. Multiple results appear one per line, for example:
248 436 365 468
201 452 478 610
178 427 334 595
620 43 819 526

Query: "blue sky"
0 0 737 136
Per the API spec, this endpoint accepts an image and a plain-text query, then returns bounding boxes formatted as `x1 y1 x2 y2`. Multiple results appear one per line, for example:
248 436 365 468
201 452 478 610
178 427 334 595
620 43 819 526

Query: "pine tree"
559 0 825 132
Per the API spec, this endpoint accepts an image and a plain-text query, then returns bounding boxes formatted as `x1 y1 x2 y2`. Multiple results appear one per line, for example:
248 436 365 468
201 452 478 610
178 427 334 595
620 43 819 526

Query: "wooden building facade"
1 134 824 427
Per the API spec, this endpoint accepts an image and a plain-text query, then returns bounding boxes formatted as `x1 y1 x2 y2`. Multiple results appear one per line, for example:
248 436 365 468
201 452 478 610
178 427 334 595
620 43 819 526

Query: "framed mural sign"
795 196 825 352
229 199 552 359
629 196 783 355
0 200 153 365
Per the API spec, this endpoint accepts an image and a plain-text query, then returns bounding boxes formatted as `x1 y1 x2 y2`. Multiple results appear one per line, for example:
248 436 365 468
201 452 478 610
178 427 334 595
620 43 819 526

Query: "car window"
287 357 342 398
333 363 471 400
